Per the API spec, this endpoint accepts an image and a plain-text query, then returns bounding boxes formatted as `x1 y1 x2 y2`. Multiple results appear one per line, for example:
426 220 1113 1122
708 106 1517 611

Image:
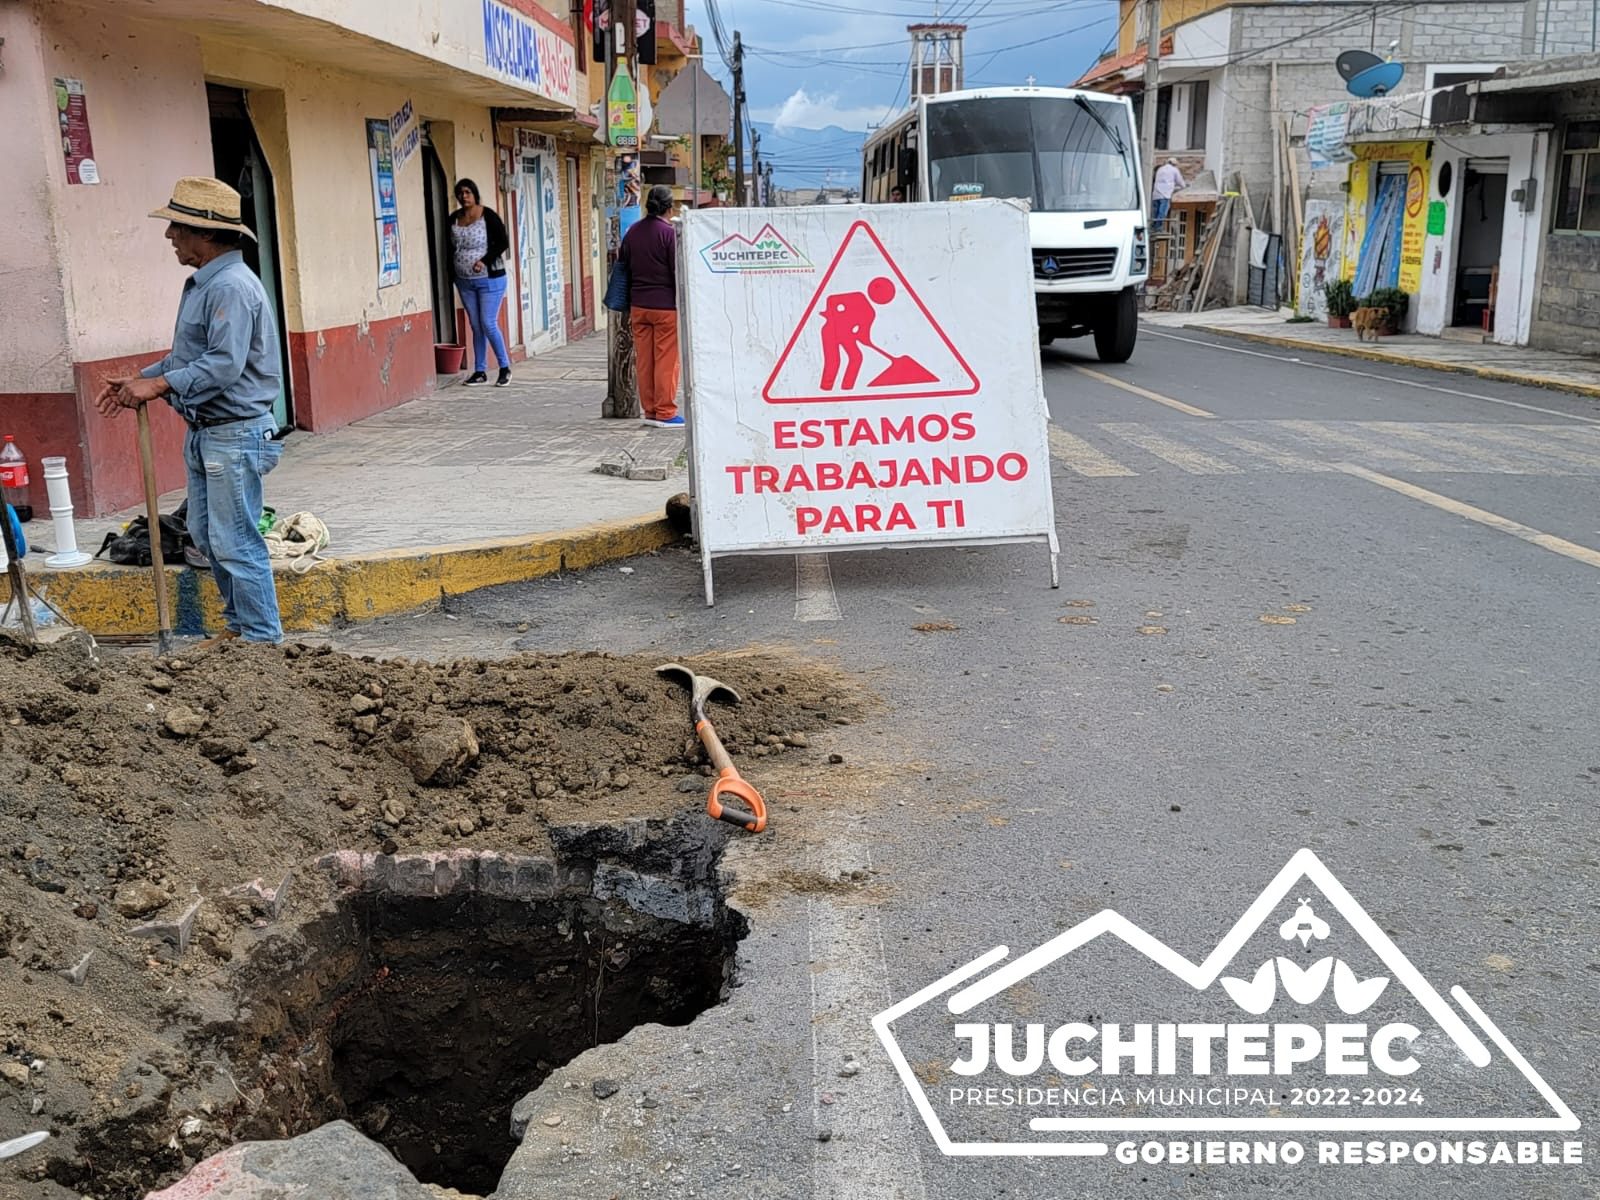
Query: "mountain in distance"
748 121 867 192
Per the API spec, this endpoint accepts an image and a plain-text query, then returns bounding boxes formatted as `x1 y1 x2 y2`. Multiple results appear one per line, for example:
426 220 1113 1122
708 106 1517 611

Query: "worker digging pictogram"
763 220 980 405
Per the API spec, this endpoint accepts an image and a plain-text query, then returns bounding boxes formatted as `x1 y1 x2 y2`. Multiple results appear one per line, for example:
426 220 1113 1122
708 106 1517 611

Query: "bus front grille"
1033 248 1119 280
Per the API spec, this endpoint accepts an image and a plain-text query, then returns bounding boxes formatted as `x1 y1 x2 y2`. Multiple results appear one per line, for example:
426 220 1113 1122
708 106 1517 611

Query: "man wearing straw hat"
94 176 284 645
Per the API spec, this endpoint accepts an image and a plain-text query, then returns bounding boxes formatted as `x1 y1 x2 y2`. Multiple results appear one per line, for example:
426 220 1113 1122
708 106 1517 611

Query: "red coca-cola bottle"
0 436 32 522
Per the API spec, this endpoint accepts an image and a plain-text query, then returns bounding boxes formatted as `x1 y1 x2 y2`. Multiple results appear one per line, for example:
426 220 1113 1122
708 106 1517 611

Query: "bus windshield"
925 95 1139 213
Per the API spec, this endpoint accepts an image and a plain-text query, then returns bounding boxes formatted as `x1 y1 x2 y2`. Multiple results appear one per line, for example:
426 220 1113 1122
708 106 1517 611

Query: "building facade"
1076 0 1591 312
2 0 597 516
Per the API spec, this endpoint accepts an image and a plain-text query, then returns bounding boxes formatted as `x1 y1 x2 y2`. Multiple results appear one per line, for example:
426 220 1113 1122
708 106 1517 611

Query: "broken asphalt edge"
3 512 681 637
1183 323 1600 401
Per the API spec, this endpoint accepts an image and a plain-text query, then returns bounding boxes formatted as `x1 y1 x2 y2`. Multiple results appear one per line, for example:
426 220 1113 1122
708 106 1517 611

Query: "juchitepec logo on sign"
874 850 1583 1169
700 224 813 274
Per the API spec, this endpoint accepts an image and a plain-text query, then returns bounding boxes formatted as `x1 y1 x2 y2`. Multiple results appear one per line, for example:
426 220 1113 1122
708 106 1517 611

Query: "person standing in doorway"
1151 157 1185 228
450 179 513 387
94 176 284 646
618 185 682 427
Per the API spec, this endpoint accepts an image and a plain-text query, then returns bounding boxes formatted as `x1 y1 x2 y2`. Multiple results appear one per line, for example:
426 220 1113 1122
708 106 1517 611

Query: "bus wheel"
1093 289 1138 363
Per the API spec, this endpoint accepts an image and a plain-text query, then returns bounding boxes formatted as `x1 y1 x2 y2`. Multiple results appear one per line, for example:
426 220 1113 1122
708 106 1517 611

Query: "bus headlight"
1133 226 1148 274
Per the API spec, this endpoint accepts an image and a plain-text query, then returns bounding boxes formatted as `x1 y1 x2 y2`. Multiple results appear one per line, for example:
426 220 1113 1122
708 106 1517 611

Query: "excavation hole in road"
216 861 744 1196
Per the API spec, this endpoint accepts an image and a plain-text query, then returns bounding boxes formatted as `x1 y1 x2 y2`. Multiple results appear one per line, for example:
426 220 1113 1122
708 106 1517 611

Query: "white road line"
809 833 930 1200
1362 421 1551 474
1142 328 1600 424
1098 422 1243 474
1047 426 1138 477
794 554 843 622
1274 420 1446 471
1339 463 1600 570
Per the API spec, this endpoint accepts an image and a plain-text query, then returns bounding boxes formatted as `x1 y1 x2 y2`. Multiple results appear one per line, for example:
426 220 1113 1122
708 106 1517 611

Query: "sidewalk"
13 335 687 636
1145 307 1600 400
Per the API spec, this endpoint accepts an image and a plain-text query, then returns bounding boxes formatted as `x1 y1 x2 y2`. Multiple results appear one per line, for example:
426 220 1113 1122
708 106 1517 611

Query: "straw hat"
149 177 256 239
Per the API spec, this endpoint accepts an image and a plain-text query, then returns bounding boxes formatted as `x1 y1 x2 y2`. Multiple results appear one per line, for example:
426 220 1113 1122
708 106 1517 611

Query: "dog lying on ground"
1350 306 1387 342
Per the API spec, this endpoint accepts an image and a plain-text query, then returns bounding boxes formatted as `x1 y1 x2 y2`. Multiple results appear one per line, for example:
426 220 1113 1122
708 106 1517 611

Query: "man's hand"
95 375 168 418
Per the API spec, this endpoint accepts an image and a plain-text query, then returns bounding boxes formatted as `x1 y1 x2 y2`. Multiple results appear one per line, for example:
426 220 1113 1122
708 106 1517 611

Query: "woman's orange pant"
630 306 680 420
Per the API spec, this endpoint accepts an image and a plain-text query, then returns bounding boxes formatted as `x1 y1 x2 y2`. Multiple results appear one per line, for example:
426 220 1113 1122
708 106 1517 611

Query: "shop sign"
482 0 578 109
389 99 420 171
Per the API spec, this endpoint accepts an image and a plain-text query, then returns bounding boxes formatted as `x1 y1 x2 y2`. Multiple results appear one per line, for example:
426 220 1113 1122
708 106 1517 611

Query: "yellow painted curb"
1186 325 1600 401
3 513 680 637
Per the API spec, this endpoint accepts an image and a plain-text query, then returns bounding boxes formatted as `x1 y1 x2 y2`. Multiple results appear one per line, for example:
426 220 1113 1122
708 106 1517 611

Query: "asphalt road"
338 327 1600 1200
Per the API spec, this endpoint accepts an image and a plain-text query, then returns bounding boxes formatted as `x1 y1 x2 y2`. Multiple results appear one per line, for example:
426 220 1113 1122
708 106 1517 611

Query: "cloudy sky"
682 0 1124 186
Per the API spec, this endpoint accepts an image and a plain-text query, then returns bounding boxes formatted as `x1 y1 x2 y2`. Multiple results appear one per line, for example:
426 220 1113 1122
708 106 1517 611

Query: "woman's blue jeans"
457 274 511 371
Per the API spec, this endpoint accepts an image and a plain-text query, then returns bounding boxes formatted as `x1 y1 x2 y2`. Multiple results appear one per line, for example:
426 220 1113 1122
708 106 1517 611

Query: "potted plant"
1359 287 1410 335
1323 279 1356 328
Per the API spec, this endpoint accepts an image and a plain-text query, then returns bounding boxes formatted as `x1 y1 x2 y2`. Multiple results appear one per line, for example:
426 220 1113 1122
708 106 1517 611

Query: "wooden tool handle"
135 405 173 650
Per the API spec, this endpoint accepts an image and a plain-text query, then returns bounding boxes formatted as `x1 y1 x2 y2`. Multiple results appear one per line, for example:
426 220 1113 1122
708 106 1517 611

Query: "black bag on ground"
95 501 190 566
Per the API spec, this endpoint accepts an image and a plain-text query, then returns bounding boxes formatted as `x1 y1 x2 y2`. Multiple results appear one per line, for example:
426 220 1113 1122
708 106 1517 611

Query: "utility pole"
690 52 702 207
604 0 641 419
751 129 762 206
1137 0 1162 217
732 31 747 207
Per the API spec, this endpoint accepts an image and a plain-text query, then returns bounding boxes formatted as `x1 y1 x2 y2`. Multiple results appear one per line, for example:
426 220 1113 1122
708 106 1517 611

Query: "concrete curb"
5 513 680 637
1184 323 1600 401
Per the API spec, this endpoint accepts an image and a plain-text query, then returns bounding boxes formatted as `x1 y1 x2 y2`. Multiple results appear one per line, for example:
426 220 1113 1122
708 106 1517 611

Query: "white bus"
863 85 1147 362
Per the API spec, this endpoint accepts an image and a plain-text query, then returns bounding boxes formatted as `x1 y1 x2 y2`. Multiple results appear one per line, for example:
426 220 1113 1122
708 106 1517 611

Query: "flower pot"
433 343 466 374
1328 315 1352 329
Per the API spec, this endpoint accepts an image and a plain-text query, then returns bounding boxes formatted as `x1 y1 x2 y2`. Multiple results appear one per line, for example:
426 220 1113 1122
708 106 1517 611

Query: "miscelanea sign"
679 202 1058 605
874 850 1581 1170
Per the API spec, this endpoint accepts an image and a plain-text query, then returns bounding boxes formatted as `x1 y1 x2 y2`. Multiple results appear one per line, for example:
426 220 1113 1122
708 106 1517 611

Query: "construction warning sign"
763 222 979 405
679 201 1058 604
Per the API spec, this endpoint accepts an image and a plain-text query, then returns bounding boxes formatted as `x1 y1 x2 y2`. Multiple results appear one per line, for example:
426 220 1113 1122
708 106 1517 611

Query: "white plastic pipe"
41 457 91 569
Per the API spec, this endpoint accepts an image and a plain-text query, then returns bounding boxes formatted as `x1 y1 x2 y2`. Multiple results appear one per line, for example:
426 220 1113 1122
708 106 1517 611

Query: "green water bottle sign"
608 66 638 149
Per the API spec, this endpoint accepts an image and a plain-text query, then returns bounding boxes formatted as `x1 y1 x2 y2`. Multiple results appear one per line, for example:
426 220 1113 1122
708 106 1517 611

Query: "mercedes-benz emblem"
1041 256 1059 275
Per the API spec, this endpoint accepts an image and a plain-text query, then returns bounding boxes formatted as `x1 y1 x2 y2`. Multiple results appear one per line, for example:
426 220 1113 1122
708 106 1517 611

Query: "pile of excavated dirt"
0 640 865 1199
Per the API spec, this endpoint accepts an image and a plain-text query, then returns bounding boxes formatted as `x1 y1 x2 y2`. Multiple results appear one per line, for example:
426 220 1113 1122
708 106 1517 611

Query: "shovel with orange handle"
656 662 768 834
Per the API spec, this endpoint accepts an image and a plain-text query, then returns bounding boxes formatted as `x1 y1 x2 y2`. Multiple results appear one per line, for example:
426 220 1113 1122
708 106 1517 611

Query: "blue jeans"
457 274 511 372
183 417 283 643
1152 197 1171 227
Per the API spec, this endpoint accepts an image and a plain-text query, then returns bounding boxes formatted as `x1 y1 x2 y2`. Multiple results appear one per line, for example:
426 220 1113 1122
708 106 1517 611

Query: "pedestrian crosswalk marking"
1273 421 1446 471
1365 422 1543 474
1037 420 1600 479
1047 426 1138 477
1204 428 1334 473
1471 425 1600 468
1099 423 1243 474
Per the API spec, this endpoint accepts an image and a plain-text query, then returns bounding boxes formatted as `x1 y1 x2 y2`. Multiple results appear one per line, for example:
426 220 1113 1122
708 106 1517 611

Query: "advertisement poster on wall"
54 78 99 185
367 119 401 289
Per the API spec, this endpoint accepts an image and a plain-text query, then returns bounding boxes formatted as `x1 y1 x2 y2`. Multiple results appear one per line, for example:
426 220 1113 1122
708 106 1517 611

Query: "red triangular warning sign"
762 221 980 405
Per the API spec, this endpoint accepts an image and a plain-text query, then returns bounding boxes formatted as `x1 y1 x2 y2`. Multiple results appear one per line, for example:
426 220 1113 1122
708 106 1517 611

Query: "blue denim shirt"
141 251 281 423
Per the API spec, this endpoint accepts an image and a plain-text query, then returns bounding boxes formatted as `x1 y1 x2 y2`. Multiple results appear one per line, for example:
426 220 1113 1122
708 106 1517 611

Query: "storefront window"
1555 120 1600 232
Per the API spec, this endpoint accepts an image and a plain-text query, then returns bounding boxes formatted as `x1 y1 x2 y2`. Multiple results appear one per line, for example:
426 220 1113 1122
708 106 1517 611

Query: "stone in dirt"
0 1061 30 1088
592 1078 620 1100
114 880 169 919
146 1121 438 1199
388 716 480 786
163 706 208 737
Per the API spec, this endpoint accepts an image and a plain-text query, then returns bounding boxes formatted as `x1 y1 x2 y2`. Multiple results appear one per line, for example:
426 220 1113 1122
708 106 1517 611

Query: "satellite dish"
1337 49 1405 97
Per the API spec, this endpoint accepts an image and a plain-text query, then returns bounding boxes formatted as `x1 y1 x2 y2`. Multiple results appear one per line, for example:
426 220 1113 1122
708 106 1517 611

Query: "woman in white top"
449 179 513 387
